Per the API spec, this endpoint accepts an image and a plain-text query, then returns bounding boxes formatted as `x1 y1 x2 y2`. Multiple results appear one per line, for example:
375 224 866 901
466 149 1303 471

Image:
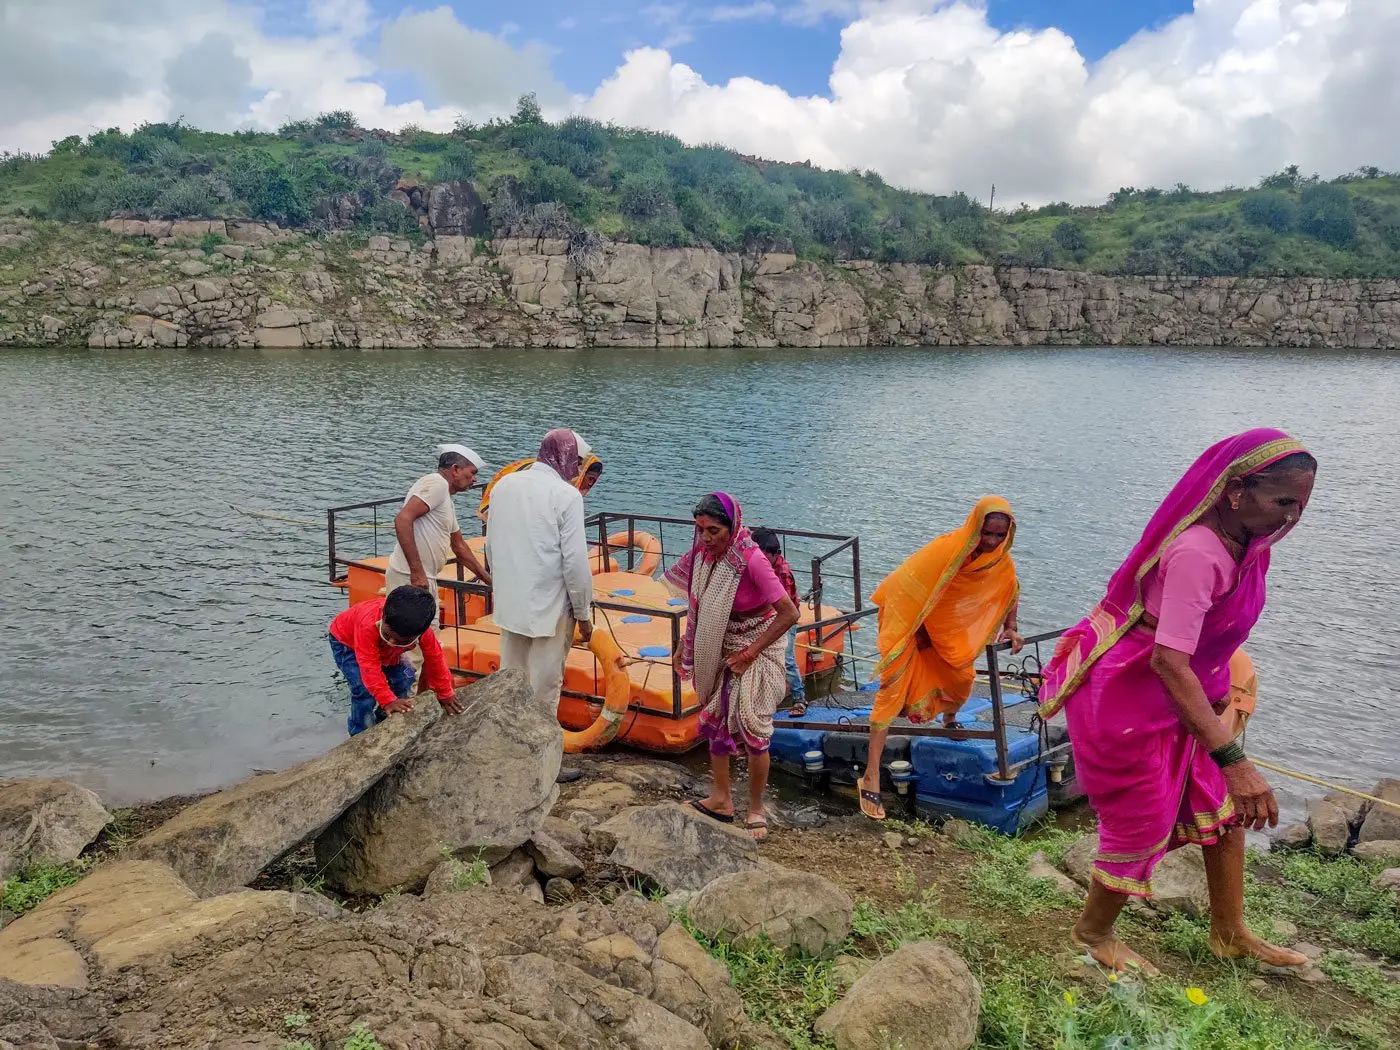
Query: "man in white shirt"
387 444 493 599
484 428 594 713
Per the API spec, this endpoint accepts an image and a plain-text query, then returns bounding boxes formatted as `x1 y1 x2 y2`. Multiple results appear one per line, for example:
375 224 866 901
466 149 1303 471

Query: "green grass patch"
1248 850 1400 961
1 859 87 914
683 828 1398 1050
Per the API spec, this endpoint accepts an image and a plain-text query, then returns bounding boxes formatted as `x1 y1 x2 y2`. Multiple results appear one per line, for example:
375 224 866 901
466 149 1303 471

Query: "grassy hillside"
3 96 1399 278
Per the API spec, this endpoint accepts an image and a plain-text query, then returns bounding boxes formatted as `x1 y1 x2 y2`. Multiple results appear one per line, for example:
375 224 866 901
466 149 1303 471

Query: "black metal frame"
771 627 1068 780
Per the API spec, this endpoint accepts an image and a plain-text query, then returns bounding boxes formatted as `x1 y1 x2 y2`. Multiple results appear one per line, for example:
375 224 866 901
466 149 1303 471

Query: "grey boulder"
130 702 438 896
317 670 560 895
0 779 111 880
815 940 980 1050
688 867 852 956
592 803 761 893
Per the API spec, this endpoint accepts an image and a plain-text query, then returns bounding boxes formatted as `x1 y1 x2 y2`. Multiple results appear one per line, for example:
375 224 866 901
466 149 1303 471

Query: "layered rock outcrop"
2 218 1398 349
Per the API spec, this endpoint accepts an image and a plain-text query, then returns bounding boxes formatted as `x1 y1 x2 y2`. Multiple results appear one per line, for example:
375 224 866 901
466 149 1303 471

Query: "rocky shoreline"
3 216 1400 351
4 670 1400 1050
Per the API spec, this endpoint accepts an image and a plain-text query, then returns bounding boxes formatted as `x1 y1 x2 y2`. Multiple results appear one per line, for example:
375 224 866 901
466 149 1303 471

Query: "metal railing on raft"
585 511 863 617
772 627 1067 782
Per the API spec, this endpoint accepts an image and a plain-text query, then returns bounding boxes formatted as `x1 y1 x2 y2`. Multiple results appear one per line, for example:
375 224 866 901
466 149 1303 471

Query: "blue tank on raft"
770 688 1073 835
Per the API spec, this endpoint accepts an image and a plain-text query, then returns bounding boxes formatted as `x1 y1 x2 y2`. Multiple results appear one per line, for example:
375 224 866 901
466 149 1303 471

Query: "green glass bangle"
1209 739 1247 768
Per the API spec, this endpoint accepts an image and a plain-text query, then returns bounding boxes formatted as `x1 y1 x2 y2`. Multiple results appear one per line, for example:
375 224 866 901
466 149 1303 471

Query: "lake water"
2 345 1397 815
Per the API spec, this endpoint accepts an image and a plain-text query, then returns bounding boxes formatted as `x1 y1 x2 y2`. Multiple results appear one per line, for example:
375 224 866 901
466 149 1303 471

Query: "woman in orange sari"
477 432 602 525
859 497 1024 820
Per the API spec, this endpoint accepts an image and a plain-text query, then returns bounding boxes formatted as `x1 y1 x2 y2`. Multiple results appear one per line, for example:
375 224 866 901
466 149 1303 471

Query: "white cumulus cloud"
584 0 1400 204
1 0 1397 208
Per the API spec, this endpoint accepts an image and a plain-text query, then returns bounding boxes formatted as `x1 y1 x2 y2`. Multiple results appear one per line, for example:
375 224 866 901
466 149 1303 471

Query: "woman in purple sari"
666 493 799 840
1039 429 1316 974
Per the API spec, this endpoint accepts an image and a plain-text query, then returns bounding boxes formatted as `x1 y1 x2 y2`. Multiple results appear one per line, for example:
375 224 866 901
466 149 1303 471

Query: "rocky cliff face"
2 218 1398 350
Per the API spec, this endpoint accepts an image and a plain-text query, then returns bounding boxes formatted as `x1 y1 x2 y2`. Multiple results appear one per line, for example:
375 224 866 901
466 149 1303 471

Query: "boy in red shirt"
329 585 463 736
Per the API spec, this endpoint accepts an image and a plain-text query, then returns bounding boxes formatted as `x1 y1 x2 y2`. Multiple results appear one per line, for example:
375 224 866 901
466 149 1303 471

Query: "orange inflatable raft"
341 555 854 754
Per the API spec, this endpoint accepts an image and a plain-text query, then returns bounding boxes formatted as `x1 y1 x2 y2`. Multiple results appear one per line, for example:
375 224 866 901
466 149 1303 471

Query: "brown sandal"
746 818 769 842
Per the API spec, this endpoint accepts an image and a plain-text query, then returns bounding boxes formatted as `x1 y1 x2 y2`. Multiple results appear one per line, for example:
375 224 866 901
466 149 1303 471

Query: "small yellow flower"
1108 972 1119 983
1185 987 1210 1007
1064 991 1077 1007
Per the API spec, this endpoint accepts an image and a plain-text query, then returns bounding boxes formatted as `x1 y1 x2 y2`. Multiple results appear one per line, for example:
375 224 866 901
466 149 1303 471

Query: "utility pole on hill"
989 183 996 211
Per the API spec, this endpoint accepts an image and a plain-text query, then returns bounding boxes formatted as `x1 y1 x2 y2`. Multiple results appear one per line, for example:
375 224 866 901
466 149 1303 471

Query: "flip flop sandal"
787 701 809 717
689 799 735 824
746 818 769 841
859 788 886 821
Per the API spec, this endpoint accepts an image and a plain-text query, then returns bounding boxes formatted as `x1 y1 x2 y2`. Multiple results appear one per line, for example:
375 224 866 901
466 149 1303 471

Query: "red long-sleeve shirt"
329 598 455 707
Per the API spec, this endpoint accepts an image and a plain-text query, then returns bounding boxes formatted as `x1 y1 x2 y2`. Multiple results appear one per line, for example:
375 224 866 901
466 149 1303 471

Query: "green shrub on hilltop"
3 100 1399 276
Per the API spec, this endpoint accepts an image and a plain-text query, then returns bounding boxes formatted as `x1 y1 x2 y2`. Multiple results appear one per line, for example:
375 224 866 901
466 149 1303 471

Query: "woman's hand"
1222 760 1279 831
725 645 759 675
1000 627 1025 654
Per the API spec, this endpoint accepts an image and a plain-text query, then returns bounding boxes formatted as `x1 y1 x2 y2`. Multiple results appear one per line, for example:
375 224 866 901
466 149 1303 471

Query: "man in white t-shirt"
386 444 493 600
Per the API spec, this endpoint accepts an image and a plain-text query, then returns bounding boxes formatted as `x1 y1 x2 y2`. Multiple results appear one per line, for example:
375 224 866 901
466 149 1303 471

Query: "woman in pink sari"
1039 429 1316 975
666 493 799 840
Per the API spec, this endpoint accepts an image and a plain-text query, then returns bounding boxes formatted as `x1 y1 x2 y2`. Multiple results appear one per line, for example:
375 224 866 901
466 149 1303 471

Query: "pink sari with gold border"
1039 429 1309 895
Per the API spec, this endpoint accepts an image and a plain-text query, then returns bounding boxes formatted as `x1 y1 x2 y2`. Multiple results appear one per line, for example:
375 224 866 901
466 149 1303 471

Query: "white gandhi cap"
435 443 487 471
572 431 593 459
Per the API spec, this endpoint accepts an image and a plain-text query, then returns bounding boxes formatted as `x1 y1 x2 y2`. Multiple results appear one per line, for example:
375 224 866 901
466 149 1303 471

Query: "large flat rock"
0 860 326 989
316 670 561 896
130 702 440 896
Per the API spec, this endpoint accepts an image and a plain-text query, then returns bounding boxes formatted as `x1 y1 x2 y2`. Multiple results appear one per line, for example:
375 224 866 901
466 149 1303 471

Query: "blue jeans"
330 637 415 736
785 626 806 703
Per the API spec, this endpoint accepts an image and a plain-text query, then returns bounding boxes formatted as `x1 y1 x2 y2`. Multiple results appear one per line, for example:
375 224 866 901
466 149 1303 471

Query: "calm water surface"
2 346 1397 813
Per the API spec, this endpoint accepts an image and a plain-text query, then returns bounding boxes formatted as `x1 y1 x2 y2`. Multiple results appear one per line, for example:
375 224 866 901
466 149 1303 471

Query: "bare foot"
1072 927 1162 977
1210 929 1309 967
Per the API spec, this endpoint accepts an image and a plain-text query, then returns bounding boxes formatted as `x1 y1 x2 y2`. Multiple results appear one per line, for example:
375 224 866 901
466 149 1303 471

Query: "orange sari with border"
478 454 602 521
870 497 1020 728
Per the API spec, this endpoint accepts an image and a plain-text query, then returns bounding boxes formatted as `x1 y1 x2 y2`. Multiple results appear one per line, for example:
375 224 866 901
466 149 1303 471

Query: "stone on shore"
317 670 560 895
592 803 762 892
1375 869 1400 896
130 702 439 896
1060 833 1205 916
0 779 111 880
1027 850 1085 899
1352 840 1400 863
1272 824 1313 852
1145 846 1210 918
1307 797 1352 856
1358 780 1400 842
688 867 853 956
815 940 980 1050
526 828 586 879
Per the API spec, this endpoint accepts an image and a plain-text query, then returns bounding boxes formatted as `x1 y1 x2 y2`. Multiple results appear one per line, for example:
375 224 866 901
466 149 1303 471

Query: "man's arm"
394 496 432 587
449 531 491 587
558 492 593 640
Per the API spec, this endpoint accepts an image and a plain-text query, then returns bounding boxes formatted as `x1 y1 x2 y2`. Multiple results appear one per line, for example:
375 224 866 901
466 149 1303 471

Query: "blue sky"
363 0 1197 105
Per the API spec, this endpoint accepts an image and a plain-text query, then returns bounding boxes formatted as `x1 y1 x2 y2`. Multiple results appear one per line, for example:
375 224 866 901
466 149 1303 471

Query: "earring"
1230 498 1240 511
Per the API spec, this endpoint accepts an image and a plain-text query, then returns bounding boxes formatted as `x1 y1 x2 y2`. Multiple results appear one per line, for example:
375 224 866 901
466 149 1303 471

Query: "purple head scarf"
536 428 580 481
